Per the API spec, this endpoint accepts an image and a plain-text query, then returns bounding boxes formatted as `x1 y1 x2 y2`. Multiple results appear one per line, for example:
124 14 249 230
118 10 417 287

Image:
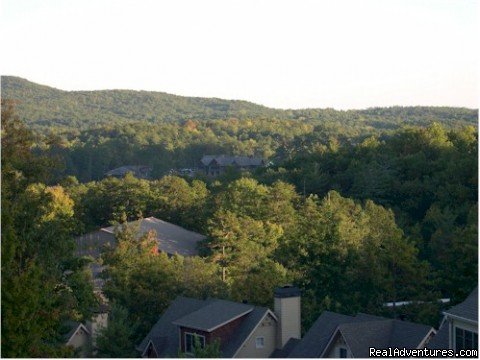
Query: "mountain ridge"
1 75 477 132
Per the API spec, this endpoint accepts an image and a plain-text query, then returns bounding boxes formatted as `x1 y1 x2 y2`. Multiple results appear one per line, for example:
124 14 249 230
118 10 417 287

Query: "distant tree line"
1 98 477 357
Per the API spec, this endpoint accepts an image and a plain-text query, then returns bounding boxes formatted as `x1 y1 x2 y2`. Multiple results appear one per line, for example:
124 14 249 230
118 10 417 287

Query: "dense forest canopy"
2 76 478 132
1 77 478 357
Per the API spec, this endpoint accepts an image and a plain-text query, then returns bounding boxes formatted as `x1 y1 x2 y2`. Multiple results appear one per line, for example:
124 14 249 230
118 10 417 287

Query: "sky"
1 0 478 110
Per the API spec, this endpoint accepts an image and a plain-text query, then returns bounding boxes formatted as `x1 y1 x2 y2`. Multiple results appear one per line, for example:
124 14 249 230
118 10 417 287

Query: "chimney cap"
274 285 301 298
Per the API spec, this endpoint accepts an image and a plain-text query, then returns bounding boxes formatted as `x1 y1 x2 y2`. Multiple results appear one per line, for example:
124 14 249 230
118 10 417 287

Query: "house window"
455 327 478 350
255 337 265 349
339 347 348 358
185 332 205 354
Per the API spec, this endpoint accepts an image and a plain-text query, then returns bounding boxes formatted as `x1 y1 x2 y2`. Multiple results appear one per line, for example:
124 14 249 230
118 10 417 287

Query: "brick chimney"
274 285 301 349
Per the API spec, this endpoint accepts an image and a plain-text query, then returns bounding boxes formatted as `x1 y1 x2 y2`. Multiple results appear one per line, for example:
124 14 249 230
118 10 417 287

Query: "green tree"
207 210 283 282
1 101 83 357
96 303 138 357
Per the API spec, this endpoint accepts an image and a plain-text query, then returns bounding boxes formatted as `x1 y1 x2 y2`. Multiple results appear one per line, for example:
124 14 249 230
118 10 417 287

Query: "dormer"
173 300 254 355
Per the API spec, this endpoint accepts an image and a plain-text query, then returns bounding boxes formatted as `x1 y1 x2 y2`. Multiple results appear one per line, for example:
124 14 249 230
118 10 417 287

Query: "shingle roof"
444 287 478 323
105 165 152 178
337 319 433 357
201 155 264 167
173 299 253 331
62 321 90 344
76 217 206 258
428 287 479 350
288 311 356 358
271 338 301 358
223 306 271 357
426 321 449 349
288 311 433 358
101 217 206 257
138 296 273 358
389 320 433 348
137 296 209 356
338 320 392 357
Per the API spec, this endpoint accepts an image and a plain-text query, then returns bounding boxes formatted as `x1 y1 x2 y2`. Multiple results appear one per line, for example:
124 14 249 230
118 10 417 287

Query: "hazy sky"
1 0 478 109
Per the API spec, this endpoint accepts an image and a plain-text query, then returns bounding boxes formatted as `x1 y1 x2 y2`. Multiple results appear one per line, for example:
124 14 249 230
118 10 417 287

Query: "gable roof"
443 287 478 324
426 321 449 349
333 320 392 357
289 311 434 358
330 319 433 357
271 338 301 358
201 155 264 167
288 311 356 358
105 165 152 178
75 217 206 258
137 296 209 357
101 217 206 256
138 296 275 358
63 321 90 345
226 307 273 357
173 299 253 332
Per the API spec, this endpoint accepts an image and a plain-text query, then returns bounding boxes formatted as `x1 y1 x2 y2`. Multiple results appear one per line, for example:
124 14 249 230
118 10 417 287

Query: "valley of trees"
1 79 478 358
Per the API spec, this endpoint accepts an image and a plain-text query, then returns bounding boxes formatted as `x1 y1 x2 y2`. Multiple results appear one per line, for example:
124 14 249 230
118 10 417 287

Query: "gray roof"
338 320 392 357
444 287 478 323
338 319 433 357
173 299 253 331
102 217 206 257
271 338 301 358
75 230 114 258
288 311 433 358
76 217 206 258
426 321 449 349
222 306 271 357
105 165 152 178
137 296 209 356
428 287 479 350
138 296 272 358
62 321 90 343
201 155 264 167
288 311 356 358
389 320 433 348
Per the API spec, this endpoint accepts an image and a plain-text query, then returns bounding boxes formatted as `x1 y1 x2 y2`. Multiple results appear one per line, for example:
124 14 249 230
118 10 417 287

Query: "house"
76 217 206 291
427 287 478 351
137 285 301 358
63 303 109 357
286 311 435 358
75 216 206 259
63 322 91 357
104 165 152 179
200 155 265 177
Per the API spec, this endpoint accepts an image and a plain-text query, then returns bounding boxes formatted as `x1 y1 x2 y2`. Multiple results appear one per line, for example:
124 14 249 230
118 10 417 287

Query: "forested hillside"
1 76 287 129
1 79 478 357
2 76 477 132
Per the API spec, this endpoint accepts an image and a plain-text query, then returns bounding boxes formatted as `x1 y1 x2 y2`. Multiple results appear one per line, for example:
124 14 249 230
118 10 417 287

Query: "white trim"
174 308 254 332
443 312 479 326
267 309 278 322
66 323 91 346
255 336 265 349
417 328 436 349
438 315 447 329
319 327 353 358
184 332 206 355
453 325 478 351
231 309 278 358
141 339 158 358
338 346 348 358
